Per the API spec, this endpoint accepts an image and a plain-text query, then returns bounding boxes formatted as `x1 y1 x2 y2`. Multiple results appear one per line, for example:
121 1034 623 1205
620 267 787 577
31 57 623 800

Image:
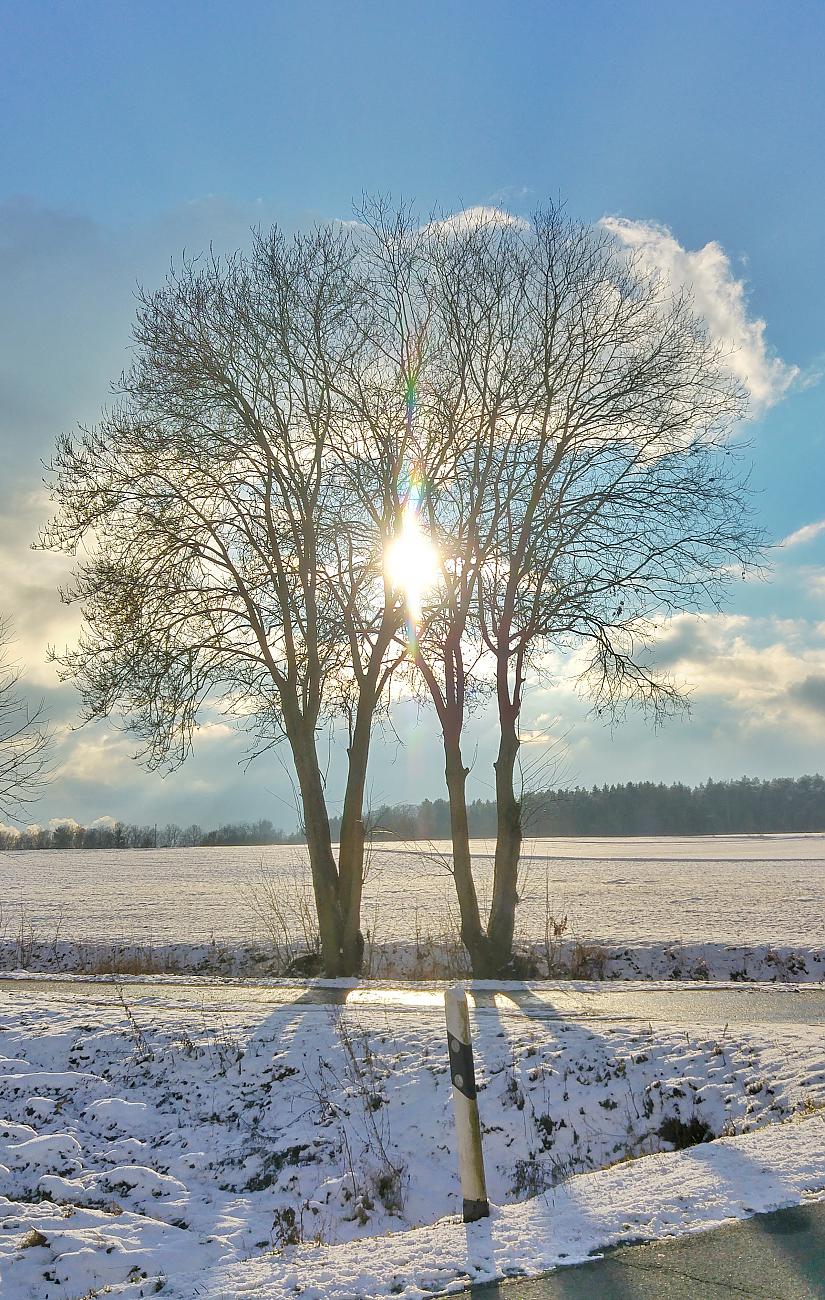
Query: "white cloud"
780 519 825 548
56 732 136 784
599 217 799 413
653 612 825 733
487 185 533 206
51 725 222 801
0 487 80 688
88 814 118 830
195 722 238 744
428 205 530 235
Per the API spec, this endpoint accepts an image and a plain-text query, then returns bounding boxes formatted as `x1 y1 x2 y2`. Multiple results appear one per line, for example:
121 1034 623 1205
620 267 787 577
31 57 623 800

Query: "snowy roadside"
1 981 825 1298
171 1114 825 1299
2 935 824 983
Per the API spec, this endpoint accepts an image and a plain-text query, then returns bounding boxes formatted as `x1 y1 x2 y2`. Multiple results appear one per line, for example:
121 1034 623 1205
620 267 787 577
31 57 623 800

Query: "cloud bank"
653 611 825 734
600 216 799 413
0 198 818 824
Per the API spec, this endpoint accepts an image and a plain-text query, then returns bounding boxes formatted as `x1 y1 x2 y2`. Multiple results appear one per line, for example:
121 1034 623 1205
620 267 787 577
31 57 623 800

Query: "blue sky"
1 0 824 829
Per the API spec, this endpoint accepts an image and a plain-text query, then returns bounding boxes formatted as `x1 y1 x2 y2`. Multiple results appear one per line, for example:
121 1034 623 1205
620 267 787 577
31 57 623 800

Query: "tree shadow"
458 981 823 1299
456 982 661 1294
105 978 822 1299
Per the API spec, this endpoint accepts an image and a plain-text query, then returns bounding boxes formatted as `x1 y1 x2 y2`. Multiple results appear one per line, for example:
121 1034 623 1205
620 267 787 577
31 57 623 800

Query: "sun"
384 505 440 624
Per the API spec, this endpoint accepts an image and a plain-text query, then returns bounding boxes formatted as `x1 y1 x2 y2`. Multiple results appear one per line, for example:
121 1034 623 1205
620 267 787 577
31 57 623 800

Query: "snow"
2 934 823 984
3 834 825 984
1 980 825 1297
176 1116 825 1299
2 833 824 958
1 833 823 1292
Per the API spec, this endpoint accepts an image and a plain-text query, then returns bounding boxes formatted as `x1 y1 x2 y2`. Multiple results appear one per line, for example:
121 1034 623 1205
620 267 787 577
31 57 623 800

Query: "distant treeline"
2 776 823 850
355 774 825 840
0 818 303 851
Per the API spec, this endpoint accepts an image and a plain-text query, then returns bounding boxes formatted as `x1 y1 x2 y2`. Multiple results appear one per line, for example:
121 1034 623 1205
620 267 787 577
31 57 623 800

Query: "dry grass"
243 862 321 974
88 947 183 977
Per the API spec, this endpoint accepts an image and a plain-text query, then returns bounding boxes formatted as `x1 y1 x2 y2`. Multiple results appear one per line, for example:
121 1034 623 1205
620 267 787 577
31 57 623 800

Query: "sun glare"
385 505 440 625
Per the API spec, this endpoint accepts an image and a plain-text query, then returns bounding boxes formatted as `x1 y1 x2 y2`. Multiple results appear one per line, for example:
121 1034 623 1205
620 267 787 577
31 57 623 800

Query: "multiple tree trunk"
43 203 760 979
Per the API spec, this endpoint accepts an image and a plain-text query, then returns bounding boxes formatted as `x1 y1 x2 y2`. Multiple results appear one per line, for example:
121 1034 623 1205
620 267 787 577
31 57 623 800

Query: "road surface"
1 973 824 1026
455 1201 825 1298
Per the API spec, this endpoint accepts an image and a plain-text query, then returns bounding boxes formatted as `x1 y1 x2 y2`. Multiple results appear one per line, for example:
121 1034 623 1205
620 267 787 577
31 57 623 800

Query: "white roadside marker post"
445 984 490 1223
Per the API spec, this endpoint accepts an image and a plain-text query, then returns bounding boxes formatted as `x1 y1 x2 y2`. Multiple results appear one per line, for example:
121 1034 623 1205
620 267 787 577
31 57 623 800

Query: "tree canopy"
42 202 763 975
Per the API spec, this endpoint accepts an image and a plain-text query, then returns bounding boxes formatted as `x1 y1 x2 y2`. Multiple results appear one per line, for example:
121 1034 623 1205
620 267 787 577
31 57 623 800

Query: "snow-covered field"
1 979 825 1297
2 834 824 945
2 835 824 1293
2 834 824 981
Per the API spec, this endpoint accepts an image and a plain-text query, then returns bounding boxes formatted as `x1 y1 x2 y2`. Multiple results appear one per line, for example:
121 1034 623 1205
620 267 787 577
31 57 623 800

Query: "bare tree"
41 223 406 975
403 207 762 976
374 209 527 974
38 200 764 981
0 617 51 819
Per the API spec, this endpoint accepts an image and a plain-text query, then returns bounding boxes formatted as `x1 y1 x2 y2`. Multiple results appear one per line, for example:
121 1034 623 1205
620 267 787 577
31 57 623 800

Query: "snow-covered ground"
3 833 824 982
1 979 825 1297
3 934 824 984
2 833 824 948
177 1116 825 1300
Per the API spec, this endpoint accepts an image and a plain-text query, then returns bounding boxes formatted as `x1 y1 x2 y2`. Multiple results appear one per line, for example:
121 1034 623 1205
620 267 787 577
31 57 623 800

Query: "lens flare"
387 350 439 650
385 500 440 632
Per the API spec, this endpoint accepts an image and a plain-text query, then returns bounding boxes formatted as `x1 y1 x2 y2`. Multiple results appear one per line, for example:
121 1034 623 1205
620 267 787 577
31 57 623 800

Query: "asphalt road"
456 1201 825 1298
1 974 824 1026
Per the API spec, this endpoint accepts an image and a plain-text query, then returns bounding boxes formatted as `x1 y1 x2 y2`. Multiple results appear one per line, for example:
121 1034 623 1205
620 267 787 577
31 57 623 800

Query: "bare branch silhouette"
0 617 52 820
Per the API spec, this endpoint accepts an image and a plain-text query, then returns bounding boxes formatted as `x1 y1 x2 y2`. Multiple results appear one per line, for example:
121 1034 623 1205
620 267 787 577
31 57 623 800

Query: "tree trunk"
288 717 344 976
443 727 489 975
337 691 374 976
487 711 522 976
